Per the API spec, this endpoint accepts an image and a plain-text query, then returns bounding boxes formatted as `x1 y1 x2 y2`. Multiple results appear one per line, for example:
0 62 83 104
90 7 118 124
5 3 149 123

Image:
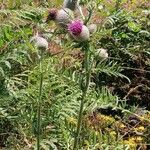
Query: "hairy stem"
37 51 43 150
73 45 91 150
115 0 121 11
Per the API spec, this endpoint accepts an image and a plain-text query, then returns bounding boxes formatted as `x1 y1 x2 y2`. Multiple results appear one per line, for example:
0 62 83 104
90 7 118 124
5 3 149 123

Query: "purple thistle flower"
46 8 57 21
68 20 83 36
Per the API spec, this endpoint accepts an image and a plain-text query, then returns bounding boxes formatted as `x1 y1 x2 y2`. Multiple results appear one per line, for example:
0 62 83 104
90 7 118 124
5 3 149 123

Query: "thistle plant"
31 35 48 150
46 1 97 149
67 18 93 150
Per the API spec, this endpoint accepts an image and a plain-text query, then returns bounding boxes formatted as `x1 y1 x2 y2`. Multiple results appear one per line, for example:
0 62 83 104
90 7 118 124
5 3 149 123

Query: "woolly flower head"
68 20 90 41
46 8 73 27
88 24 97 34
68 20 83 36
96 48 108 59
56 8 74 25
30 36 48 50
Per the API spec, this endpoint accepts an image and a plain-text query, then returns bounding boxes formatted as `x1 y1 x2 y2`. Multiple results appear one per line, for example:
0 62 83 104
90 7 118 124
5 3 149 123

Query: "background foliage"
0 0 150 149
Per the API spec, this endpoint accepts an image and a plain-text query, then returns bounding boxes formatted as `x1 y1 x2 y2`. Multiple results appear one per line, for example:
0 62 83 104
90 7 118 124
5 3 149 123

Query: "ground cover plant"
0 0 150 149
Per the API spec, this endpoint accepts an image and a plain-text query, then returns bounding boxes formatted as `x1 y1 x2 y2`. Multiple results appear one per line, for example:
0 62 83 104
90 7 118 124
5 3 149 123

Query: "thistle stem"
73 45 91 150
37 51 43 150
78 6 85 20
115 0 121 11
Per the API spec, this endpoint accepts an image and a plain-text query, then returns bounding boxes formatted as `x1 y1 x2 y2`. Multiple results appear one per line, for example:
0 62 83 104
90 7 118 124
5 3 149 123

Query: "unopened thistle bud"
96 48 108 59
30 36 48 50
68 20 90 41
87 24 97 34
63 0 78 11
46 8 74 27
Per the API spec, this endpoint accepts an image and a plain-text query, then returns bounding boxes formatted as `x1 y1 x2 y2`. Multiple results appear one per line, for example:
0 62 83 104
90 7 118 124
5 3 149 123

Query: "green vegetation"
0 0 150 149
